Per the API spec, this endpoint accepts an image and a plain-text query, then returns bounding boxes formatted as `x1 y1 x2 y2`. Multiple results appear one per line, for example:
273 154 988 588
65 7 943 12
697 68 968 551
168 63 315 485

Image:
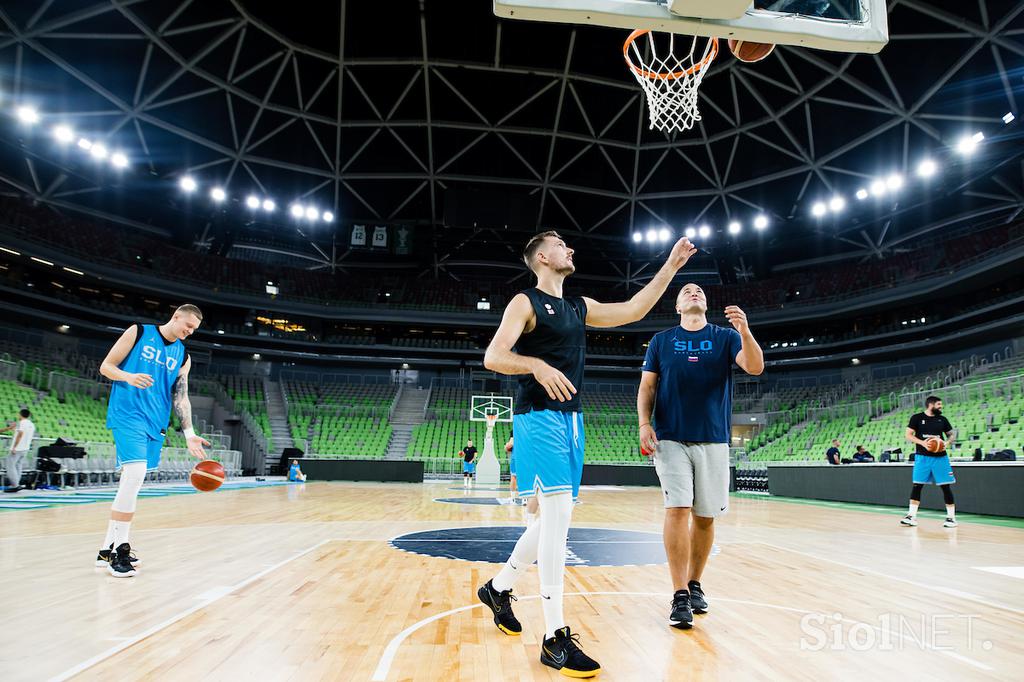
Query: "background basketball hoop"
623 29 718 133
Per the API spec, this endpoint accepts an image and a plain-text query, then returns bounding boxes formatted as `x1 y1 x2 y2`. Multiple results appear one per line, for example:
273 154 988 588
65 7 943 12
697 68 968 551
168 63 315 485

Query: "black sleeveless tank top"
513 288 587 414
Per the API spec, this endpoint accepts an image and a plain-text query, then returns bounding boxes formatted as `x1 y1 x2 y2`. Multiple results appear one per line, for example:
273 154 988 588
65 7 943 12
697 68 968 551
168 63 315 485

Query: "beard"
932 407 942 416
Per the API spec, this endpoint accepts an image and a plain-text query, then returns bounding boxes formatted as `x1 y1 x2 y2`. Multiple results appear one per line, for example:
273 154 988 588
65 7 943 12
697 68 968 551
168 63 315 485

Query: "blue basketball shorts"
912 454 955 485
112 427 164 471
508 454 517 477
463 461 476 474
511 409 584 500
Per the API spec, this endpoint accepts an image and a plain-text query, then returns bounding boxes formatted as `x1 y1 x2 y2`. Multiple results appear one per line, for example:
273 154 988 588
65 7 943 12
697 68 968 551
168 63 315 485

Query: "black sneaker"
540 626 601 678
477 579 522 635
107 543 137 578
96 543 140 568
669 589 693 629
688 581 708 614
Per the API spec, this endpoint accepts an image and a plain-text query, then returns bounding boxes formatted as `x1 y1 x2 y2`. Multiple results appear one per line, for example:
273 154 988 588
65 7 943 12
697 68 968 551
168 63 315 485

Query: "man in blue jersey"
638 283 764 630
476 230 697 678
96 304 209 577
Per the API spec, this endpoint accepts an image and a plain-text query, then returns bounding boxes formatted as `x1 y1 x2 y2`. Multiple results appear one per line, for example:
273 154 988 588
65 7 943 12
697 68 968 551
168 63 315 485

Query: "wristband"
184 427 196 440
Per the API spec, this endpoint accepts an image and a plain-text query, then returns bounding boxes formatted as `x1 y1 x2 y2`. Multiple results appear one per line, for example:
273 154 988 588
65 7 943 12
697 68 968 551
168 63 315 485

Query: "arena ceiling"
0 0 1022 287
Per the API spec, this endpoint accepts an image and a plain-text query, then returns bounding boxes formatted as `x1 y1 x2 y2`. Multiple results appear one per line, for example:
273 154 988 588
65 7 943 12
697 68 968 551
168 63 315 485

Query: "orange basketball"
190 459 225 492
925 437 943 453
728 39 775 63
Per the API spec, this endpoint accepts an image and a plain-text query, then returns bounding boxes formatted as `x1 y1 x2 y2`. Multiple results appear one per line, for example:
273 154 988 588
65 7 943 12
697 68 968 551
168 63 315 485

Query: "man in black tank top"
476 230 697 678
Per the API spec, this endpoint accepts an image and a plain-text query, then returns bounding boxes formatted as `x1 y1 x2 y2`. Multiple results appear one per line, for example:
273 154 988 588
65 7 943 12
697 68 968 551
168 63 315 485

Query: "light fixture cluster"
808 118 1013 221
7 99 339 225
632 214 769 244
13 104 131 171
177 175 334 223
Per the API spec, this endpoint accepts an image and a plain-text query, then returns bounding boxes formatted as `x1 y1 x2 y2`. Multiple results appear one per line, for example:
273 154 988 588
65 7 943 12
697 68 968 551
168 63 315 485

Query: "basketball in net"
623 30 718 133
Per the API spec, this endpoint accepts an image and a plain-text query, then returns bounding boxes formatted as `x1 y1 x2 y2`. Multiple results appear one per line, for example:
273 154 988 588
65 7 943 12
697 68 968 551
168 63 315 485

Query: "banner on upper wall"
372 225 388 248
351 224 366 246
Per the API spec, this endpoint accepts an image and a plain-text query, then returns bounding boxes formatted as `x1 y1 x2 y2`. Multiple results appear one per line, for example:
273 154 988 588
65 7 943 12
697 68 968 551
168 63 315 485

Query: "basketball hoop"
485 414 498 430
623 30 718 133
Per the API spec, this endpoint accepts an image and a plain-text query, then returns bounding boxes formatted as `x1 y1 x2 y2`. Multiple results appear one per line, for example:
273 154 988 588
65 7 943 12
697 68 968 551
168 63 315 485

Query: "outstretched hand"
724 305 749 334
187 434 211 460
667 237 698 271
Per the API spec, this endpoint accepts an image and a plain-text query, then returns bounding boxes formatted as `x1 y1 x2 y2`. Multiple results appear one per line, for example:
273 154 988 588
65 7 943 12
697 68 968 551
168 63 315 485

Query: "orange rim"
623 29 718 81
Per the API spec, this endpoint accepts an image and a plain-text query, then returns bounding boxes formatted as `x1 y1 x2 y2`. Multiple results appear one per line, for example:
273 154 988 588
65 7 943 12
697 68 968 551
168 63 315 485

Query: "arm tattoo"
173 374 192 431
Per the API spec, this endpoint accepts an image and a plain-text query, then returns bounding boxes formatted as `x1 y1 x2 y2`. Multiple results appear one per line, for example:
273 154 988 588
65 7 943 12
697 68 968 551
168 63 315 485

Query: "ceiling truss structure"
0 0 1021 285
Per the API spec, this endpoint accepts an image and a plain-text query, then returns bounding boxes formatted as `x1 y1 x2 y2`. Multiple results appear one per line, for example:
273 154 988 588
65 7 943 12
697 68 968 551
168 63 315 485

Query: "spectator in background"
2 408 35 493
852 445 874 463
826 439 841 465
288 459 307 482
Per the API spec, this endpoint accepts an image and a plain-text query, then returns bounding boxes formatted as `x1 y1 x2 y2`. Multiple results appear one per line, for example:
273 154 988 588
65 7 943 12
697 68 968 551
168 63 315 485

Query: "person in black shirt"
475 230 697 678
825 439 841 465
851 446 874 463
461 440 478 488
901 396 957 528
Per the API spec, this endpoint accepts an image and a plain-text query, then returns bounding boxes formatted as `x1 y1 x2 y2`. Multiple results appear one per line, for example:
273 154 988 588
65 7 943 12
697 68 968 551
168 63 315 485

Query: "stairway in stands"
386 386 429 460
264 379 293 472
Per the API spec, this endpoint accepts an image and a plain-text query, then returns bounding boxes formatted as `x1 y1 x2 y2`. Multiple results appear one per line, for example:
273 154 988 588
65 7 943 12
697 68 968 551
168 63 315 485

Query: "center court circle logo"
390 526 687 567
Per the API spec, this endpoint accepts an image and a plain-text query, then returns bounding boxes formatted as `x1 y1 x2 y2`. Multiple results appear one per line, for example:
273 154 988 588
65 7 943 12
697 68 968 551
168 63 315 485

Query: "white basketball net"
624 31 719 133
485 414 498 429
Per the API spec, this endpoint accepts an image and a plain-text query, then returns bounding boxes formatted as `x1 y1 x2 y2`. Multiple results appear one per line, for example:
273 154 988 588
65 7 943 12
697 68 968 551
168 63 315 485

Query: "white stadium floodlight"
263 199 276 212
246 195 260 209
728 221 741 235
855 188 868 200
323 211 335 223
658 227 670 241
632 232 643 243
698 225 711 238
886 174 903 190
89 143 108 160
16 105 39 124
916 159 937 178
53 125 74 143
645 228 658 243
869 179 886 196
77 138 92 150
110 152 128 169
210 186 226 202
753 215 768 230
179 176 197 192
1003 112 1015 124
685 227 696 238
811 202 826 217
290 203 305 218
305 206 319 221
829 196 845 212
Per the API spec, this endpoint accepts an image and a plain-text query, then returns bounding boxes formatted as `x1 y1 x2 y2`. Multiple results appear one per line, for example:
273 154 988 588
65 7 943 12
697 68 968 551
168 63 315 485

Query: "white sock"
112 520 131 547
102 520 118 549
492 514 541 592
946 504 955 520
537 492 574 639
908 501 919 517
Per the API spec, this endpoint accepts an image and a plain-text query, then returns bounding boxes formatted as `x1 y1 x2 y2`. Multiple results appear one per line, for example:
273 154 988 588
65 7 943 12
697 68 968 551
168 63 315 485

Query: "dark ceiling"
0 0 1022 289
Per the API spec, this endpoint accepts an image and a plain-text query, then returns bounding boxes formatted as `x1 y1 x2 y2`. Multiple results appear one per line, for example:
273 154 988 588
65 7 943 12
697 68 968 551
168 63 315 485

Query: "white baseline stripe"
49 539 330 682
758 541 1024 617
371 591 990 681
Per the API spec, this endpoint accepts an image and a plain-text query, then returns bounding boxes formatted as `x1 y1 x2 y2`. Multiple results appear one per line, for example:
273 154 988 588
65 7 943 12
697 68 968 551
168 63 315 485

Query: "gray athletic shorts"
653 440 730 517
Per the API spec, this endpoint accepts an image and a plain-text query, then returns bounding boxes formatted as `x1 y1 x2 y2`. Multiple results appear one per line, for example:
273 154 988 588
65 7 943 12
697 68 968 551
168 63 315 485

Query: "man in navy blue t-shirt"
638 282 764 630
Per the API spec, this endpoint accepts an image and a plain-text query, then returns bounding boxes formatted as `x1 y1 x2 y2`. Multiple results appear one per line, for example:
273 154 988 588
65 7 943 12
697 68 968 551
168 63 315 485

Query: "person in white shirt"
3 409 35 492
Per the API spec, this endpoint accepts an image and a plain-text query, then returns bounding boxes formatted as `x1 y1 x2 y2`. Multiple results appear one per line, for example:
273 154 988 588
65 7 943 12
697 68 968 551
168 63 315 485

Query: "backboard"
470 394 514 422
494 0 889 54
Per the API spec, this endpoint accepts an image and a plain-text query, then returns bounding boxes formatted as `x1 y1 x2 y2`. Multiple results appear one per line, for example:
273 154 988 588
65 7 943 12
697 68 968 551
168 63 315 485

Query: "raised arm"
725 306 765 376
582 237 697 328
173 356 210 459
100 325 154 388
483 293 575 402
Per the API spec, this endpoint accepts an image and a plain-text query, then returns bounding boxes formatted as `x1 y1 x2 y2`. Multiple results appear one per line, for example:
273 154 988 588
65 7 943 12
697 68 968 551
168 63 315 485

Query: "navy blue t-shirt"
642 323 743 443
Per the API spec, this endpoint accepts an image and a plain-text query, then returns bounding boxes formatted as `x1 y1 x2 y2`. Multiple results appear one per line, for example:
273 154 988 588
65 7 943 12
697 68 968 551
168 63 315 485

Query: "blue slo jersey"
106 324 187 439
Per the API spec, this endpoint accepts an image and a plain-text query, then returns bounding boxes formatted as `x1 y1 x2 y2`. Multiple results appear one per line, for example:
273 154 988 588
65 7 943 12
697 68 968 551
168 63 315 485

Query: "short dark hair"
523 230 562 270
925 395 942 408
19 408 30 418
856 445 865 451
176 303 203 321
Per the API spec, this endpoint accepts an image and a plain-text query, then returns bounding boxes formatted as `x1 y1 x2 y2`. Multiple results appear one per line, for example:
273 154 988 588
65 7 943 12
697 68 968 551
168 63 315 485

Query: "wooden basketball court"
1 481 1021 681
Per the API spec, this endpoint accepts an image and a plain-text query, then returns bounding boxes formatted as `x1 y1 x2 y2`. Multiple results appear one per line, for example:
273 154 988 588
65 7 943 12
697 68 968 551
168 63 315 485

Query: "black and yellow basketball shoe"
540 626 601 678
477 579 522 635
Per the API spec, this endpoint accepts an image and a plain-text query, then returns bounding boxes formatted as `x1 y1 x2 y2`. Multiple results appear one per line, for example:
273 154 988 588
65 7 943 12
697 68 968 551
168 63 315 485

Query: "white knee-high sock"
537 492 574 639
491 508 541 592
108 461 146 548
102 520 118 549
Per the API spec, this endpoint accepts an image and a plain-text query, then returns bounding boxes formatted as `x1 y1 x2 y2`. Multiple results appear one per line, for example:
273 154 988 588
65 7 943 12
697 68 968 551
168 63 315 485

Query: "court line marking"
48 539 331 682
757 541 1024 618
371 590 991 681
972 566 1024 580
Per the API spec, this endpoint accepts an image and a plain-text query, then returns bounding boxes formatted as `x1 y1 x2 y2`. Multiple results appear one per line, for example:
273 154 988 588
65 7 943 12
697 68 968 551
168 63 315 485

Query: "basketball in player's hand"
925 437 944 453
728 39 775 63
458 450 465 458
190 459 225 491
